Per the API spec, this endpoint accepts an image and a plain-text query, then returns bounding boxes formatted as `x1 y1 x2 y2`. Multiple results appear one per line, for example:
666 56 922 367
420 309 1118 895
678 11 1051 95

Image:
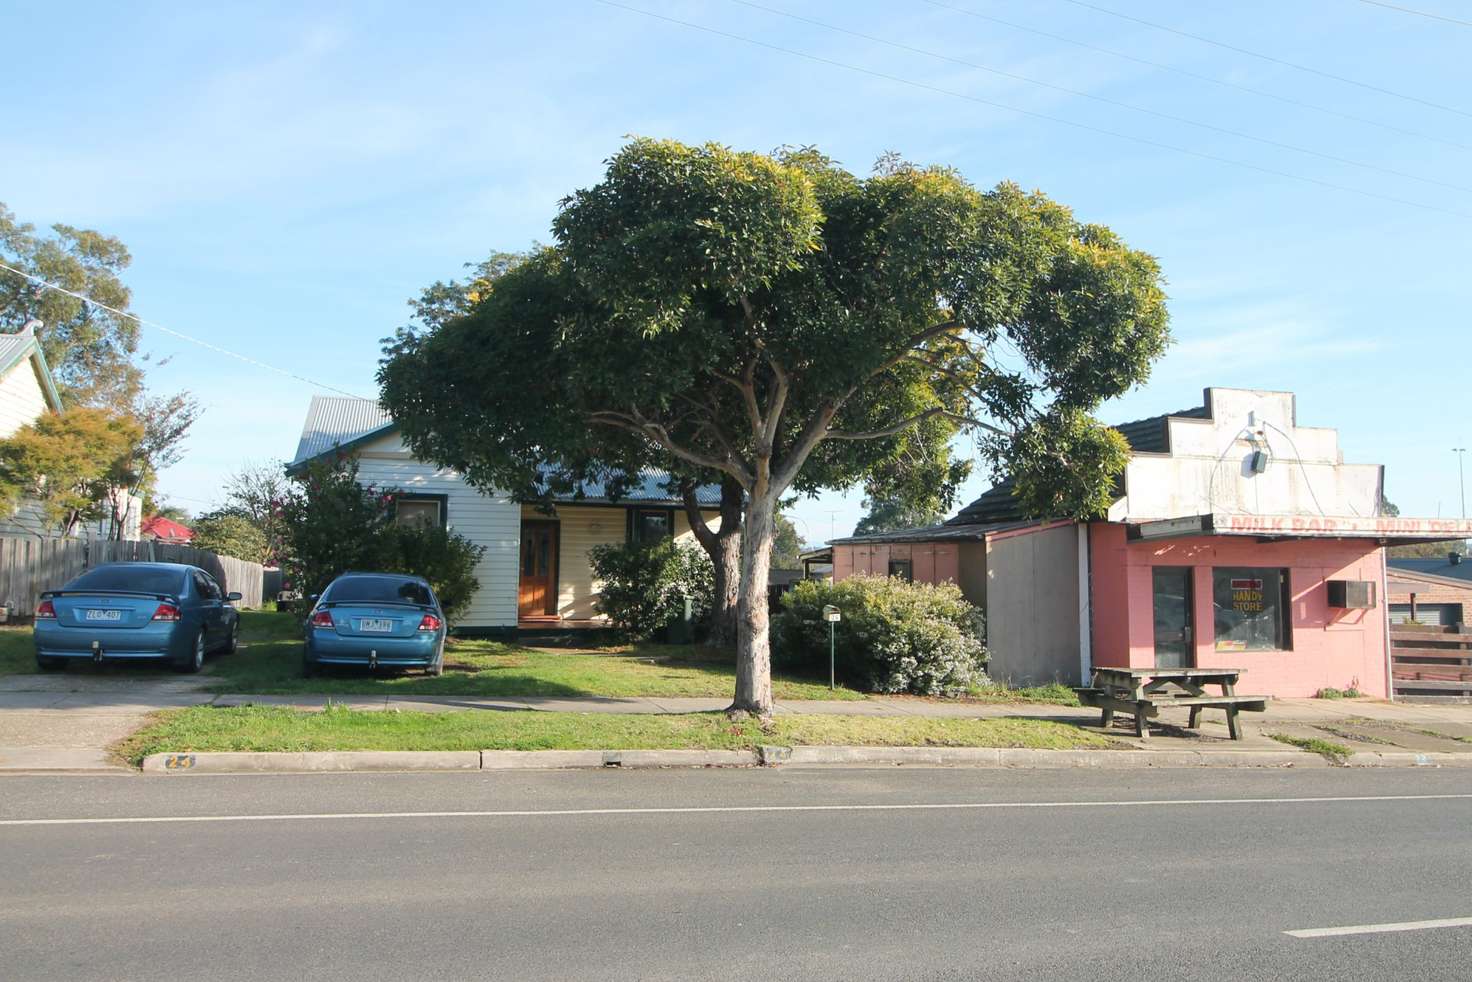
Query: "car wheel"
36 656 66 672
224 618 240 654
301 651 316 678
174 630 206 673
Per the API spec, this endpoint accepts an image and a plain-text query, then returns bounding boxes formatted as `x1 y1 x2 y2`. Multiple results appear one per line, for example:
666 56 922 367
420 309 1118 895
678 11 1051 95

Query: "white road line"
1 792 1469 828
1286 917 1472 938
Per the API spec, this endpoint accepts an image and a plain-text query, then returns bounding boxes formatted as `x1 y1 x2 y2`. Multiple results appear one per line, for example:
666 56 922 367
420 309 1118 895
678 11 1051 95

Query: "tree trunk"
681 477 743 649
731 488 777 717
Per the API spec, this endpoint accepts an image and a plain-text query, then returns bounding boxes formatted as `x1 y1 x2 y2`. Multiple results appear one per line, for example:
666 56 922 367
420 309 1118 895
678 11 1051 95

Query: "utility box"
1327 579 1376 610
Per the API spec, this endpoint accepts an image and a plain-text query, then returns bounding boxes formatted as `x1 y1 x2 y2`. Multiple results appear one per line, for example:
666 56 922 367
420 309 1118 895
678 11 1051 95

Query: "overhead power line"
0 260 371 400
919 0 1471 152
727 0 1472 194
593 0 1471 220
1356 0 1472 28
1051 0 1472 118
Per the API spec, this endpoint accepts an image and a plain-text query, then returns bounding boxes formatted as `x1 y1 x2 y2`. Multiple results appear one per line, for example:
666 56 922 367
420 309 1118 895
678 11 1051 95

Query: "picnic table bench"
1074 667 1267 740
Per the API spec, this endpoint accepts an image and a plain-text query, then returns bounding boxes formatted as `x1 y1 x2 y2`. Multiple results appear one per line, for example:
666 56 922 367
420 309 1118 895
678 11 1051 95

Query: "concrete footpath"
2 671 1471 772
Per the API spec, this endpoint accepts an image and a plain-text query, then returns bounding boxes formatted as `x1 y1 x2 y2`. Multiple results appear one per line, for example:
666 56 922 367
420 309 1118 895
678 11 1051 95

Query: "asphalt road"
2 767 1471 981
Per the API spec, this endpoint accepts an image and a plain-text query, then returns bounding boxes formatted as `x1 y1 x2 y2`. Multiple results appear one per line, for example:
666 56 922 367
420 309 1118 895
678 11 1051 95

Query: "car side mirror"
307 594 319 605
226 592 243 602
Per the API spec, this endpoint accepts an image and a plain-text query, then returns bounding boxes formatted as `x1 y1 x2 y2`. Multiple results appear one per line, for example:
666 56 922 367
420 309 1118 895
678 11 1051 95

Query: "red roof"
141 516 193 542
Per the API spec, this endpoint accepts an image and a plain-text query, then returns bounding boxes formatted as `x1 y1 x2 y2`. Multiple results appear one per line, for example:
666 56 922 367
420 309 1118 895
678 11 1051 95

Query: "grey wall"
984 524 1082 686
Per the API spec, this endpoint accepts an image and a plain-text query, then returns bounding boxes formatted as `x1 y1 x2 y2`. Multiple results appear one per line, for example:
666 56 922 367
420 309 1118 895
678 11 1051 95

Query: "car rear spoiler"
41 590 180 604
317 600 431 609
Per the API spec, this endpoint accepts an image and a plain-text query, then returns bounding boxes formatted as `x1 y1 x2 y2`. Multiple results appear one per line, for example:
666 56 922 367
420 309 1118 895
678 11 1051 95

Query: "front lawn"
210 611 865 701
0 624 33 677
114 704 1115 762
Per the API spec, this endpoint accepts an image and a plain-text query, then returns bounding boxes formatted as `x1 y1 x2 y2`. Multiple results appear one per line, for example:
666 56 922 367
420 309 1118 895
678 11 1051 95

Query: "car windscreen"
66 566 187 595
324 576 433 607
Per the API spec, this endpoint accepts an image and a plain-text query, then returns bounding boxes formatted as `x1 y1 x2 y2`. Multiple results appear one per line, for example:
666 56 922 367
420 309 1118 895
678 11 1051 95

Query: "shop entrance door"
1152 567 1194 669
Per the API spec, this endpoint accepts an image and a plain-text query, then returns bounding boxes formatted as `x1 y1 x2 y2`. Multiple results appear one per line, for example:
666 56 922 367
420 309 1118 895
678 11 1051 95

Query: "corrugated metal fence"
0 537 265 616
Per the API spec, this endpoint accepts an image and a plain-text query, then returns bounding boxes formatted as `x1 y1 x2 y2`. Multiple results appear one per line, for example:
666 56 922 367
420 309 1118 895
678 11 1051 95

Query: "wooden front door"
519 522 558 618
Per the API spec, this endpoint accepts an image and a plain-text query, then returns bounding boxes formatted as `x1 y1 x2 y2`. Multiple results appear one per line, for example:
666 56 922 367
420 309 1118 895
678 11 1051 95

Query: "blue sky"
3 0 1468 540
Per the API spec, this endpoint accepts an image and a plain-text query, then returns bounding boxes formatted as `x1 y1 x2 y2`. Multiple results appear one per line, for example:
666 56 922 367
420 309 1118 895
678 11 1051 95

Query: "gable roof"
0 328 64 414
291 395 395 466
287 395 720 507
947 402 1211 527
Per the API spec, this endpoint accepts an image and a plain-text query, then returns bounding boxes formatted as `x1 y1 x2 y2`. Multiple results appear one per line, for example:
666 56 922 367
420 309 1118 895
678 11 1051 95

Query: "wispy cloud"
1165 299 1383 377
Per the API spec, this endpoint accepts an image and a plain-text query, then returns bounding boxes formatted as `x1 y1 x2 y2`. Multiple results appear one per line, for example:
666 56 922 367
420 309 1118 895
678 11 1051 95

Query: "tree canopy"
380 139 1170 713
0 408 143 535
0 202 141 406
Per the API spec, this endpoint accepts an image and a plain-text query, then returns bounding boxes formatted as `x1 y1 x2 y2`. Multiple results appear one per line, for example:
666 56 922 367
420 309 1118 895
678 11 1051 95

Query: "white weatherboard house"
288 396 722 635
0 326 142 540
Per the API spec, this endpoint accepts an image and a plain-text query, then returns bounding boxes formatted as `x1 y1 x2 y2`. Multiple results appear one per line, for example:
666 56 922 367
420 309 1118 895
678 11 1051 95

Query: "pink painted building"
832 387 1472 697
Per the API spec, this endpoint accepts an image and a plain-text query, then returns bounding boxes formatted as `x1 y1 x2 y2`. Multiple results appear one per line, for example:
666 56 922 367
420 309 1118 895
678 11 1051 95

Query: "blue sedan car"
303 572 446 676
34 562 242 673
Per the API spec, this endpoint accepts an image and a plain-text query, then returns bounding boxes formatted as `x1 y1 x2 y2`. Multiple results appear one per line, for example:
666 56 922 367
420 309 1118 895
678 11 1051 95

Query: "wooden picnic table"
1074 667 1267 740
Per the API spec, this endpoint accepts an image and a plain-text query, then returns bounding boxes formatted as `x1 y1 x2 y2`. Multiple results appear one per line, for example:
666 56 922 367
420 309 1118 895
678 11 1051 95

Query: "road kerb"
126 745 1472 774
140 751 481 773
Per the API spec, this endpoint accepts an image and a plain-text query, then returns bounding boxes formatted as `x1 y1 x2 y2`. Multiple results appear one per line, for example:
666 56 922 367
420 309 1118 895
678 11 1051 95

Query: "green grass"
208 611 864 701
1269 732 1353 764
962 681 1081 706
1313 686 1364 699
113 704 1115 763
0 624 33 677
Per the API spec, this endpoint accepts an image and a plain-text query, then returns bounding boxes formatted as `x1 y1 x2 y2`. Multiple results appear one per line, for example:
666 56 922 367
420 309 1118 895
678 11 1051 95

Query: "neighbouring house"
830 387 1472 698
287 395 722 635
0 326 143 540
1386 559 1472 627
141 515 194 545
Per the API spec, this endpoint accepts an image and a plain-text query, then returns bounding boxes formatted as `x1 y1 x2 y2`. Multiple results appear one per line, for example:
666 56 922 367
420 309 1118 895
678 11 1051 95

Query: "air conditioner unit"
1327 579 1376 610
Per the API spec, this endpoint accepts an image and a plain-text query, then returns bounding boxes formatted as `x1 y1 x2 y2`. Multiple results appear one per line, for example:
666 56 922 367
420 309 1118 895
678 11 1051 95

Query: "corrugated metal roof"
291 396 395 465
535 467 721 506
289 396 720 506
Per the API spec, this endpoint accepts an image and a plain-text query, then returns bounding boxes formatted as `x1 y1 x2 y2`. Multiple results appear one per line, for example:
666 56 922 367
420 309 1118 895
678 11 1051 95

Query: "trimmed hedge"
773 574 988 696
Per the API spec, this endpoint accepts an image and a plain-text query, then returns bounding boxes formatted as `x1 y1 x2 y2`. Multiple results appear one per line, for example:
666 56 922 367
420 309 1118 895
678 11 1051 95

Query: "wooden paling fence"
0 537 265 617
1391 625 1472 701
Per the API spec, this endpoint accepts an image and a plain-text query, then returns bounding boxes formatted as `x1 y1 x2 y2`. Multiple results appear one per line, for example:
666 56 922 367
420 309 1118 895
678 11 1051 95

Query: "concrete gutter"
132 746 1472 774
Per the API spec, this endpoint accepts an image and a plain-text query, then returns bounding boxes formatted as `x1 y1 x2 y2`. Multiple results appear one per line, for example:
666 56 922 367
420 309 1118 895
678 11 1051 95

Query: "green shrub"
280 457 483 623
589 538 714 641
378 522 485 624
773 574 988 696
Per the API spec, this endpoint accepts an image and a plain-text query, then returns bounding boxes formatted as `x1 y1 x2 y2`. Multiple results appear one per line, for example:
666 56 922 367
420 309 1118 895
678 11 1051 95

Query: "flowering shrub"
280 457 483 622
589 538 714 641
773 574 988 696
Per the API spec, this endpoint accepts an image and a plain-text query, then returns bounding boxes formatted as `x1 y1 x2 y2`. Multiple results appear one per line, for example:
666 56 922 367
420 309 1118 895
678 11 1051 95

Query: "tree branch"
590 410 754 488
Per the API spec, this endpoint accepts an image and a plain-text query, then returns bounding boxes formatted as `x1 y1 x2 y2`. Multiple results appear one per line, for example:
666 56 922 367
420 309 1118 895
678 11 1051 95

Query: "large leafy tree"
0 408 143 536
395 252 760 647
0 203 141 406
381 139 1169 715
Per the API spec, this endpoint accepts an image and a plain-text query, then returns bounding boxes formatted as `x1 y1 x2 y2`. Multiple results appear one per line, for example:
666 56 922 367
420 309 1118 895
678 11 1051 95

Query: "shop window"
395 495 445 529
1212 567 1291 652
630 508 672 544
887 559 913 582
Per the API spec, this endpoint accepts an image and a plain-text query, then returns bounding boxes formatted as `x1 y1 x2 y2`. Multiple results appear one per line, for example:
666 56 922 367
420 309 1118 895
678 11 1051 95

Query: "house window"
1212 567 1291 652
887 559 913 582
630 508 672 544
395 495 445 530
